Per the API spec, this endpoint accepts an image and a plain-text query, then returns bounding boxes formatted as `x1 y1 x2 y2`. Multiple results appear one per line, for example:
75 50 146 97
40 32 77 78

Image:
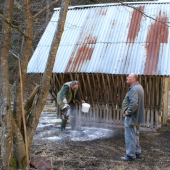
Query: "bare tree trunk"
0 0 14 169
27 0 70 149
0 0 68 168
12 0 34 167
13 0 34 131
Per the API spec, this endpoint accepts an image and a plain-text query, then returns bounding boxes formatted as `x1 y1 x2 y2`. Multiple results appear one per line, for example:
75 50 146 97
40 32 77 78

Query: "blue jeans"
124 116 141 158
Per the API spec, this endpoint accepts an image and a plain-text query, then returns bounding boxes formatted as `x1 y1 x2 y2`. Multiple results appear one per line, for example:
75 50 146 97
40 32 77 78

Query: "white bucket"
81 103 90 113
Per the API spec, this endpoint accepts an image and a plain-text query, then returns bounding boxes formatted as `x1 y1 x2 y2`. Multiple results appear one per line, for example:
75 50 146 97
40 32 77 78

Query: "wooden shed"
28 2 170 130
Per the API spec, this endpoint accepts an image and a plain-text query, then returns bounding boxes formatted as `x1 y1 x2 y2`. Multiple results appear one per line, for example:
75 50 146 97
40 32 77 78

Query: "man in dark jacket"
57 81 85 130
121 73 144 161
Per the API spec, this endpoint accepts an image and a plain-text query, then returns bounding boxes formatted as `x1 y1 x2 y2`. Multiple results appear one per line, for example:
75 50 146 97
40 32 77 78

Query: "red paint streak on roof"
146 11 168 43
144 11 168 75
65 36 97 73
127 6 145 43
99 7 107 16
111 20 115 29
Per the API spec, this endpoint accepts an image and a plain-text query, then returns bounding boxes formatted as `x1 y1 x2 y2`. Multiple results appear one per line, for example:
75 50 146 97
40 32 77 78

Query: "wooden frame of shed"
50 73 169 130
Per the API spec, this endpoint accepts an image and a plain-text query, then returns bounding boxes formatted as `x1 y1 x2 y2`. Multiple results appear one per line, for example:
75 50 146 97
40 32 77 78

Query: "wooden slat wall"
51 73 168 130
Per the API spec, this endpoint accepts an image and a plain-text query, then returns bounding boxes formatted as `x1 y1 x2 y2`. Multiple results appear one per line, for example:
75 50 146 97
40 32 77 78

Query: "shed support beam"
162 76 169 125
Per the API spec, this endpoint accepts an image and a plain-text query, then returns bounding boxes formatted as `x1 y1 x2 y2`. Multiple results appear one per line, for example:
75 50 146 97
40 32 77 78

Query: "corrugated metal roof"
27 2 170 75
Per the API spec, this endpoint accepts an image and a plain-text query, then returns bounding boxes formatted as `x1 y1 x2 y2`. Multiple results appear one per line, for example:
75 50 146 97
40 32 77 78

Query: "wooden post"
75 73 83 100
54 74 61 88
92 73 99 104
81 73 90 103
144 76 147 108
162 76 169 125
59 73 64 85
86 73 94 106
146 109 150 128
150 109 154 129
107 74 114 106
155 110 158 129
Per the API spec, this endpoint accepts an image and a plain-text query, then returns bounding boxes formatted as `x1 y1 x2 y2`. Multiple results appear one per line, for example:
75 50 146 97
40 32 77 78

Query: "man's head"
70 81 79 91
126 73 138 86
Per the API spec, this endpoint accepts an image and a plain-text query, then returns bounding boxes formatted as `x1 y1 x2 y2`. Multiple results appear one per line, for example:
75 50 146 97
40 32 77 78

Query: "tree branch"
117 0 170 27
0 14 27 37
33 0 61 22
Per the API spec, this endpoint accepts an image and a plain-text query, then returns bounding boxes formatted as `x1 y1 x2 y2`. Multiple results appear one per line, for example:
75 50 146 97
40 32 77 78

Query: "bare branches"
33 0 61 22
0 0 61 37
117 0 170 27
0 14 27 37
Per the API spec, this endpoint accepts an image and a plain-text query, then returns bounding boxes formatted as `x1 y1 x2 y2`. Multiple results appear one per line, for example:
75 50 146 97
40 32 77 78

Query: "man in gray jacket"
121 73 144 161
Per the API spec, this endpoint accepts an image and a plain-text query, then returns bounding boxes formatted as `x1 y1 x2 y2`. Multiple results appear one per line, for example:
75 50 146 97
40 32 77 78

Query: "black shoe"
136 153 141 159
121 155 135 161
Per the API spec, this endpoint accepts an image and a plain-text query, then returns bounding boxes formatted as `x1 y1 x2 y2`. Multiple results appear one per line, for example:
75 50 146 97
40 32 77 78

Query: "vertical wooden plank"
97 74 102 121
117 75 121 105
55 74 61 89
120 106 123 125
152 76 155 107
146 109 150 128
112 75 116 104
155 110 158 129
105 106 108 123
125 75 129 95
148 76 151 108
116 107 118 124
113 107 116 124
100 105 102 123
96 106 99 122
54 73 59 95
110 105 113 124
92 73 98 105
93 107 96 122
81 73 90 103
107 74 114 106
162 76 169 125
120 75 125 103
69 73 74 81
75 73 84 100
150 109 154 129
142 108 146 127
111 75 115 104
156 76 160 107
92 107 94 122
53 74 57 95
101 74 108 104
117 76 121 124
86 73 94 106
108 105 111 123
96 74 101 96
144 76 147 107
102 106 105 123
59 73 64 85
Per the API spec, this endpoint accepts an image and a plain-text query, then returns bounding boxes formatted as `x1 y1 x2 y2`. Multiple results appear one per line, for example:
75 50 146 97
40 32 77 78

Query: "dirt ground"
30 95 170 170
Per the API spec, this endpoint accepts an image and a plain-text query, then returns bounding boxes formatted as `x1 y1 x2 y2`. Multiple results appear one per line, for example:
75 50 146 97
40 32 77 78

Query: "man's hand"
81 100 85 104
63 98 67 104
125 111 128 116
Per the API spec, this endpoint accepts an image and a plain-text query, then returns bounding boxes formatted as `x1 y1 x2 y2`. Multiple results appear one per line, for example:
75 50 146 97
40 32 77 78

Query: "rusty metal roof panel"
27 2 170 75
